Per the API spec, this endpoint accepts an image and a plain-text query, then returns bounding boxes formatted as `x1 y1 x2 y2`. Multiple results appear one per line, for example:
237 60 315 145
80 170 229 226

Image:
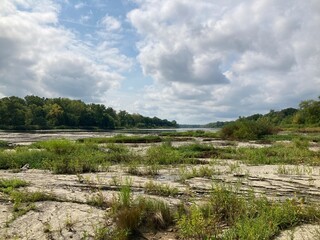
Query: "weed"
177 143 219 158
237 142 320 165
0 178 28 193
144 181 179 197
80 135 162 144
0 140 10 148
93 226 116 240
65 213 75 232
175 184 320 239
0 139 111 174
160 130 219 138
146 144 183 165
136 197 174 229
103 144 138 164
87 191 109 209
177 204 220 239
43 222 52 233
110 176 121 186
110 182 174 239
178 166 218 182
145 163 160 176
118 184 132 209
277 165 313 175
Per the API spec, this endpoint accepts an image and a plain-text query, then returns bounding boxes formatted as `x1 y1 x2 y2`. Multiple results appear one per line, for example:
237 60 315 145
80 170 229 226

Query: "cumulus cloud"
0 0 129 100
128 0 320 123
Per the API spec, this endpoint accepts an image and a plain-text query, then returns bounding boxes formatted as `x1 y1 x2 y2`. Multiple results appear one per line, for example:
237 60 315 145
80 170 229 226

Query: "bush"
220 119 276 140
0 140 9 148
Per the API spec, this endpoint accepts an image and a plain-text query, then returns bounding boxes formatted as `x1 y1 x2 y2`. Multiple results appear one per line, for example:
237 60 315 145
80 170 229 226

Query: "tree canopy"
0 96 177 130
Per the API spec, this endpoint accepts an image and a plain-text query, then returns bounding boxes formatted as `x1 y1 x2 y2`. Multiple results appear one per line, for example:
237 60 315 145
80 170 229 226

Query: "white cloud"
128 0 320 123
74 2 86 9
0 0 130 101
100 15 122 31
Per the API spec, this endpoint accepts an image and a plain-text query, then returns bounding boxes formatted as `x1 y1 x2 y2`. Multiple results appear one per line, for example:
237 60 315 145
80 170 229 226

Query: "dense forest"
0 96 177 130
207 97 320 129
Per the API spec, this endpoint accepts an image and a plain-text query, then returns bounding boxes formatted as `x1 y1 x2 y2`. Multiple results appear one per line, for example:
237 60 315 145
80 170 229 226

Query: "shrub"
220 119 276 140
0 140 9 148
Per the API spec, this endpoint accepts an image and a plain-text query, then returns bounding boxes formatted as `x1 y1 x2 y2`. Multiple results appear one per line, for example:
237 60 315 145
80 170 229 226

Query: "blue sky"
1 0 320 124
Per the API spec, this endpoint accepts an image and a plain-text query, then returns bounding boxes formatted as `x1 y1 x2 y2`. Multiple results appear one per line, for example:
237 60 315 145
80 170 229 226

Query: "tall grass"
110 183 174 239
145 144 185 165
177 184 320 239
237 141 320 165
0 139 112 173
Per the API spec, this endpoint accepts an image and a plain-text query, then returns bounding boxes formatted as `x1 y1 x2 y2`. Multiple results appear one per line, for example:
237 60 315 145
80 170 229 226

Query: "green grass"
176 143 220 158
10 190 56 203
87 191 109 209
1 180 58 225
160 130 219 138
79 134 163 144
0 178 29 194
145 144 187 165
176 185 320 240
0 140 10 148
237 141 320 165
263 133 320 143
103 143 139 164
0 139 114 174
144 181 179 197
108 184 174 239
178 166 219 182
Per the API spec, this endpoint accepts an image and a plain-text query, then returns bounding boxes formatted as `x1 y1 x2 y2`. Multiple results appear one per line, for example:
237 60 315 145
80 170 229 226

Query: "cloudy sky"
0 0 319 124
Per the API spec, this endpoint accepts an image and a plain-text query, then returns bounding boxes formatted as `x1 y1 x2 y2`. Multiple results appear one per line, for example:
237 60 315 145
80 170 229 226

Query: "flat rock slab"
276 224 320 240
0 201 105 240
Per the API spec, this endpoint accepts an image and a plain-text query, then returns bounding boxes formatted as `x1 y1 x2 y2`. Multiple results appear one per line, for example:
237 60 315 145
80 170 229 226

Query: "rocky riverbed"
0 132 320 239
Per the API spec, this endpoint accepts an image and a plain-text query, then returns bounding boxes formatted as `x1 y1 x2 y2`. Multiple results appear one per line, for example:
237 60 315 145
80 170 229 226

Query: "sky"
0 0 319 124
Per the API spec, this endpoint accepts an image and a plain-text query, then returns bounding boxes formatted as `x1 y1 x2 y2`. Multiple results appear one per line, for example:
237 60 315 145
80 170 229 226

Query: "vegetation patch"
177 185 320 240
0 178 29 193
145 144 187 165
144 181 179 197
160 130 219 138
104 185 175 239
79 134 162 144
178 166 219 182
0 139 113 174
220 119 276 140
0 140 10 148
177 143 220 158
237 141 320 165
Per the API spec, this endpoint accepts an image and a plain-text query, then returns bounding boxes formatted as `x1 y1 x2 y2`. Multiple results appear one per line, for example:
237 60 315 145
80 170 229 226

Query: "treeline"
218 97 320 140
0 96 177 130
207 97 320 129
242 97 320 127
